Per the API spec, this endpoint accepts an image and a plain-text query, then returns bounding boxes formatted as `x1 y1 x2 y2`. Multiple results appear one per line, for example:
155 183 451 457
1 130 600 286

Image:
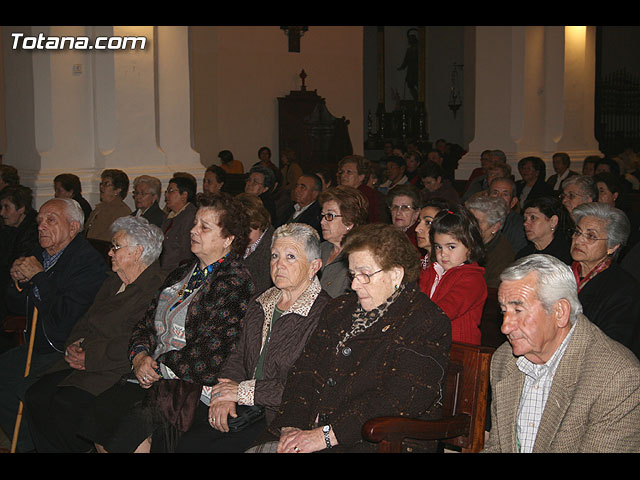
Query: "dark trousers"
24 368 96 452
175 402 267 453
0 344 63 452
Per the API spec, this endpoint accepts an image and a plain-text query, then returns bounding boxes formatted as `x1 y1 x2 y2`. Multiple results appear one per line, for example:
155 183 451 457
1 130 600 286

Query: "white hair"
271 223 321 261
46 198 84 225
500 254 582 323
110 216 164 266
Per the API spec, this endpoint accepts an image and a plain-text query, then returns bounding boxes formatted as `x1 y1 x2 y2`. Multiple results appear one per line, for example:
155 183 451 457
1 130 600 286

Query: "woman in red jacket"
419 204 487 345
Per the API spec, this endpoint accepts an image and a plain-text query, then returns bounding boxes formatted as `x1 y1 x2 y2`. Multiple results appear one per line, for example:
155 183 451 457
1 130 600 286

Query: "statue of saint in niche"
397 28 419 101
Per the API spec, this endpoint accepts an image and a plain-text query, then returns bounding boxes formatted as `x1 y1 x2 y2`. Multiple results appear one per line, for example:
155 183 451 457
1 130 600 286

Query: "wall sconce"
281 26 308 52
448 62 464 118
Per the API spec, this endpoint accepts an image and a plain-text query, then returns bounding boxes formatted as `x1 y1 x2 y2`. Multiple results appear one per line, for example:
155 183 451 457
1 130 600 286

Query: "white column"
462 26 519 179
156 26 201 173
461 26 601 181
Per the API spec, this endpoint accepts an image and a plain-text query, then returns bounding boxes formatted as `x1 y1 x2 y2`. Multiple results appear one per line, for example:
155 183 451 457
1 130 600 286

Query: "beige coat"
483 314 640 453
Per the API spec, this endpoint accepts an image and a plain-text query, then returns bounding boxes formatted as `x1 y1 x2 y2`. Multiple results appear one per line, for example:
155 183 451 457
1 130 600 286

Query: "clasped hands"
10 256 44 284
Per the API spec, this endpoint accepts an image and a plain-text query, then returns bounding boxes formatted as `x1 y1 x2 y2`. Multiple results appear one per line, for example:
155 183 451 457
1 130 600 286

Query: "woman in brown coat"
251 223 451 453
175 223 330 452
24 216 166 452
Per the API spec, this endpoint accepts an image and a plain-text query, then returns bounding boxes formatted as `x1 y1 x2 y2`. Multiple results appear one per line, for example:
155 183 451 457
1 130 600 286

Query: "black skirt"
78 377 153 453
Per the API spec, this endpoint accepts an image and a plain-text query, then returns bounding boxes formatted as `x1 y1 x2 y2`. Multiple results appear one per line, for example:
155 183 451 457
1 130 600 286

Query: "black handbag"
227 404 266 433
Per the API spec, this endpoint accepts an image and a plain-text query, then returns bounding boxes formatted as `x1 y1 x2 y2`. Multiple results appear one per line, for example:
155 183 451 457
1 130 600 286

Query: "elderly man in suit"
0 198 107 452
483 253 640 453
279 173 323 237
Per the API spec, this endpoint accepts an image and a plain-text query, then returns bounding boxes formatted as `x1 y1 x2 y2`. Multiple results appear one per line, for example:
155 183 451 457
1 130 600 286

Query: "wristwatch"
322 425 333 449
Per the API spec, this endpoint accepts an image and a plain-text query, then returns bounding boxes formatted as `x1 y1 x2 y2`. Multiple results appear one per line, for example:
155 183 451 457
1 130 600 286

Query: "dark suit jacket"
546 170 579 192
516 178 554 205
281 201 322 238
159 202 197 273
6 233 108 354
132 201 167 228
243 226 274 296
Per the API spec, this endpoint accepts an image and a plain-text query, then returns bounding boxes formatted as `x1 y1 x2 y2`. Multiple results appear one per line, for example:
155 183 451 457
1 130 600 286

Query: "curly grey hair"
500 254 582 323
571 202 630 254
561 175 598 201
110 215 164 266
465 194 509 228
271 222 321 261
133 175 162 197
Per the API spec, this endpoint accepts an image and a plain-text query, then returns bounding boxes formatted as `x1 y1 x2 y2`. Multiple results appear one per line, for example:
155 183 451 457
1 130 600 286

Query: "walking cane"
10 280 39 454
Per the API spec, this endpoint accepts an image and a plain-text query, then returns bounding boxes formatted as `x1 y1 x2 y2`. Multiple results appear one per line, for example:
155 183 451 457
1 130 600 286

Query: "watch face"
323 425 330 433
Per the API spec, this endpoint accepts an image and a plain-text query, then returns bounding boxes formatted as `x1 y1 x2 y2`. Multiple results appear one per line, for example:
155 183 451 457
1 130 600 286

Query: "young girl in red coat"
419 204 487 345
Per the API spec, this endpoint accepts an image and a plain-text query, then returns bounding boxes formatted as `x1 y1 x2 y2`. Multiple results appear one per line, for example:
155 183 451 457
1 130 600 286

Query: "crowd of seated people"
0 141 639 454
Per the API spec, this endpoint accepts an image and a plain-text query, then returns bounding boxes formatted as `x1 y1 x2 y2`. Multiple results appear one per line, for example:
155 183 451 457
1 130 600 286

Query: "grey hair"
465 194 509 227
110 215 164 266
489 176 517 197
571 202 630 252
46 198 85 225
271 222 321 261
133 175 162 197
561 175 598 201
500 254 582 323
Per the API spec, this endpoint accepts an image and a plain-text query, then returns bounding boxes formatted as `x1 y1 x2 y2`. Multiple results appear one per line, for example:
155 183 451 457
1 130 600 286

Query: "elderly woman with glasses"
84 169 132 242
131 175 166 228
560 175 597 216
159 176 198 273
317 185 369 298
24 216 166 452
79 193 255 453
175 223 331 452
387 183 423 250
569 202 640 355
249 223 451 453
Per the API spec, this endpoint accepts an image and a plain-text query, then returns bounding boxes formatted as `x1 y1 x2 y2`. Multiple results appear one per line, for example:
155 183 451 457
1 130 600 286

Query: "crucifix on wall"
280 26 308 52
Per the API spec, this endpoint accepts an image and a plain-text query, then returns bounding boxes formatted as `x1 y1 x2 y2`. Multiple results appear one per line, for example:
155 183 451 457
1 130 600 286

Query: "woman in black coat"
516 196 574 265
250 223 451 453
569 202 640 358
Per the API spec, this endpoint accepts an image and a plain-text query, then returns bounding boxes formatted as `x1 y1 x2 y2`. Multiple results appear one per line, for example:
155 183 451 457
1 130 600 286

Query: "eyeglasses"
389 205 416 213
99 181 114 188
166 188 179 194
560 192 585 201
245 178 264 186
133 190 151 197
347 269 383 284
570 228 607 244
110 243 138 252
320 212 343 222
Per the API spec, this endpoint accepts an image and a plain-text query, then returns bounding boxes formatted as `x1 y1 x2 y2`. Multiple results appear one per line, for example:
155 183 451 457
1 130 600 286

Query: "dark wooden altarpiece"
277 70 353 174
